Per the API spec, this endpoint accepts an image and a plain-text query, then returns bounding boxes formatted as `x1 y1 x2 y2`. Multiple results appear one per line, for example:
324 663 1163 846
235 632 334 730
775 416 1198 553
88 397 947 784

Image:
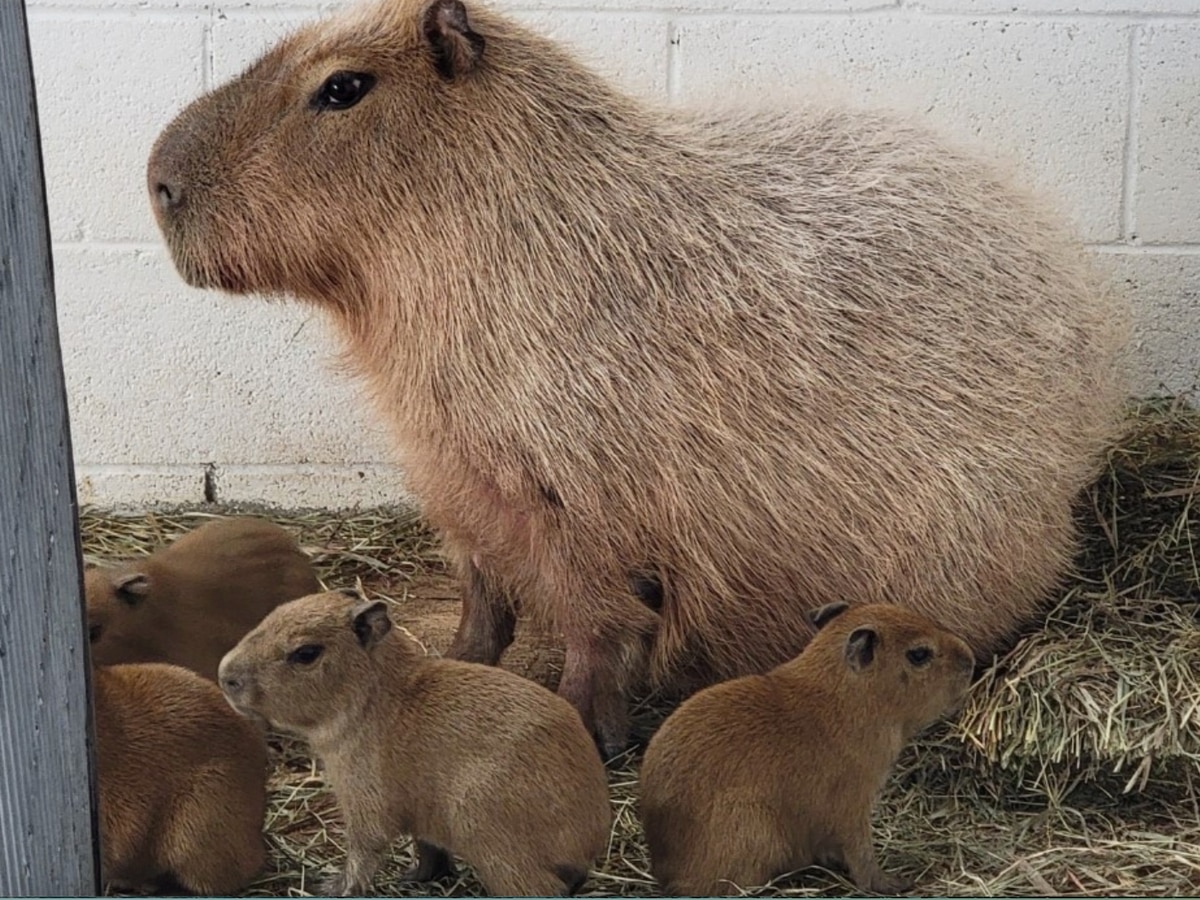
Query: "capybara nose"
154 179 181 214
146 130 189 217
217 656 244 696
147 153 184 216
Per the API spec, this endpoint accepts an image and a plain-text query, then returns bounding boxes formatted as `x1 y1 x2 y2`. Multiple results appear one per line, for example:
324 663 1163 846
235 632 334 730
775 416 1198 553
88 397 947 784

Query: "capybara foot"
315 873 348 896
554 863 589 896
591 695 632 761
558 652 631 760
860 870 914 896
402 841 456 882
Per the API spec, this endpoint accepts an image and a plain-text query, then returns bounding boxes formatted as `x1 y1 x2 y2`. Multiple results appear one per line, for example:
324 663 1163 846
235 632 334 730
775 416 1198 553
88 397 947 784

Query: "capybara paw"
572 685 630 761
401 843 456 882
863 871 914 896
592 722 630 762
315 872 361 897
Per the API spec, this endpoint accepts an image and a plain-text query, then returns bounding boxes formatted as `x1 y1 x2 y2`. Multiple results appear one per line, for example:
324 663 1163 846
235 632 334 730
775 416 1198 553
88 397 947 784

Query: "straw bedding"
83 396 1200 896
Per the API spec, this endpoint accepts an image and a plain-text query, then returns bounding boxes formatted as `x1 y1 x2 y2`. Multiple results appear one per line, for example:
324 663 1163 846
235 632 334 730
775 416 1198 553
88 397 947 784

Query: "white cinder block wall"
24 0 1200 510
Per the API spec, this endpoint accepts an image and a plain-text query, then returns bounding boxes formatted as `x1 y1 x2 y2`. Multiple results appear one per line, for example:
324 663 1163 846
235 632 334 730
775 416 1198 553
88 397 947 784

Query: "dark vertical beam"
0 2 100 895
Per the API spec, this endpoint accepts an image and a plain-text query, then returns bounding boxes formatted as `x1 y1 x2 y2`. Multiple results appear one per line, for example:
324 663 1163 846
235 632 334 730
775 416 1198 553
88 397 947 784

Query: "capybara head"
219 589 400 733
85 565 156 663
805 601 975 737
147 0 532 300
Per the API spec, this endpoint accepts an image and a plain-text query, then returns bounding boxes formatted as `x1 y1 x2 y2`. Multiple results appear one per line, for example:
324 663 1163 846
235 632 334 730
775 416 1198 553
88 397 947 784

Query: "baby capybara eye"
906 647 933 667
310 72 376 111
287 644 325 665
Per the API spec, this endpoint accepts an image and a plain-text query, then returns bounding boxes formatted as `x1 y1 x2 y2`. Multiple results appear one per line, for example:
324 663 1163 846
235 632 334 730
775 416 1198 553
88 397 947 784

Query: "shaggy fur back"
336 74 1128 680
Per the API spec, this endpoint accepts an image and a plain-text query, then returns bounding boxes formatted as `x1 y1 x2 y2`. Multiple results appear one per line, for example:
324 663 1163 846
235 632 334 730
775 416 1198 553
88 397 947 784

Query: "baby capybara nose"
153 179 180 214
217 656 245 697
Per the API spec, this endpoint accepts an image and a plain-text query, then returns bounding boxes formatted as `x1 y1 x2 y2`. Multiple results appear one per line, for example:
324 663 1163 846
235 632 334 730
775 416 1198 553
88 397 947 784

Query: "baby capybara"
94 662 268 894
147 0 1129 754
219 589 612 897
87 516 320 680
640 602 975 896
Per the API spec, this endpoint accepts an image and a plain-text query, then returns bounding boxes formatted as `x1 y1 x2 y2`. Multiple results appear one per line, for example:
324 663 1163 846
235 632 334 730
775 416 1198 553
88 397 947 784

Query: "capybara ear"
809 601 850 630
845 626 878 671
422 0 485 81
351 600 393 649
113 572 151 606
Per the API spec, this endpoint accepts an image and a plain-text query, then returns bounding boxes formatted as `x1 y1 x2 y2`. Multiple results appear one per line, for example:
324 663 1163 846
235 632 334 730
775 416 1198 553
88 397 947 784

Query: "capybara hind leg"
167 828 265 894
402 840 456 882
474 858 580 897
558 620 653 759
161 778 265 895
667 858 783 897
553 863 589 896
446 554 516 665
559 648 639 759
838 823 913 895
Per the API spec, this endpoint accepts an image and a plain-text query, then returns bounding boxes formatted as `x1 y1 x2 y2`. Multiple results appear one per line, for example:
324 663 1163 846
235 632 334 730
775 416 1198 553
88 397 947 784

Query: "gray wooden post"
0 1 101 895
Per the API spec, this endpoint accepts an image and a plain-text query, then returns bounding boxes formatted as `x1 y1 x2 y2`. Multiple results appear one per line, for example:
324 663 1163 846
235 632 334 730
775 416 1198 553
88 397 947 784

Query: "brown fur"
146 0 1130 754
218 589 612 897
87 516 320 680
639 602 975 896
93 662 268 894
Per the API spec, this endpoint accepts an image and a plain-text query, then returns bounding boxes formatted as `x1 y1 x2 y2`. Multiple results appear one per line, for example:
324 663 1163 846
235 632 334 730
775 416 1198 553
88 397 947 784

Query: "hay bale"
954 396 1200 795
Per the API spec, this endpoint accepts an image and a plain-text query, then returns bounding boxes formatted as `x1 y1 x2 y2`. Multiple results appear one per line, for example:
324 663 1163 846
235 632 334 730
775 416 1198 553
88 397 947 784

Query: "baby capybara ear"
844 626 879 671
351 600 393 649
808 601 850 630
113 572 151 607
422 0 485 80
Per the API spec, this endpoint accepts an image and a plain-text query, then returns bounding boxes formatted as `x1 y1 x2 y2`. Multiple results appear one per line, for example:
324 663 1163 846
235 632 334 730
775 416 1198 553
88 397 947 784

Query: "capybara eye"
88 624 102 644
906 647 933 667
287 643 325 665
311 72 376 111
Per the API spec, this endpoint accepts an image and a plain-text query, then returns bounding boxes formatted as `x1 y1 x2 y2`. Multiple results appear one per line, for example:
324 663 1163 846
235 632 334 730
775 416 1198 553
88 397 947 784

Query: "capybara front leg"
318 818 389 896
557 614 654 760
402 839 456 883
446 555 516 666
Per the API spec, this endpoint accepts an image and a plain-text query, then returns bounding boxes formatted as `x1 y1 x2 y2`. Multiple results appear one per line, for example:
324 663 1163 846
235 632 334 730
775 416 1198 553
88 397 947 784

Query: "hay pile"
82 396 1200 897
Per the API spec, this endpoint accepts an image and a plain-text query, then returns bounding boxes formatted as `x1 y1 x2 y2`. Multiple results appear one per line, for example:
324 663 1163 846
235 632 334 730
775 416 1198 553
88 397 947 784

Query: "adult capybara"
87 516 320 680
218 589 612 897
146 0 1129 755
639 601 975 896
93 662 268 894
